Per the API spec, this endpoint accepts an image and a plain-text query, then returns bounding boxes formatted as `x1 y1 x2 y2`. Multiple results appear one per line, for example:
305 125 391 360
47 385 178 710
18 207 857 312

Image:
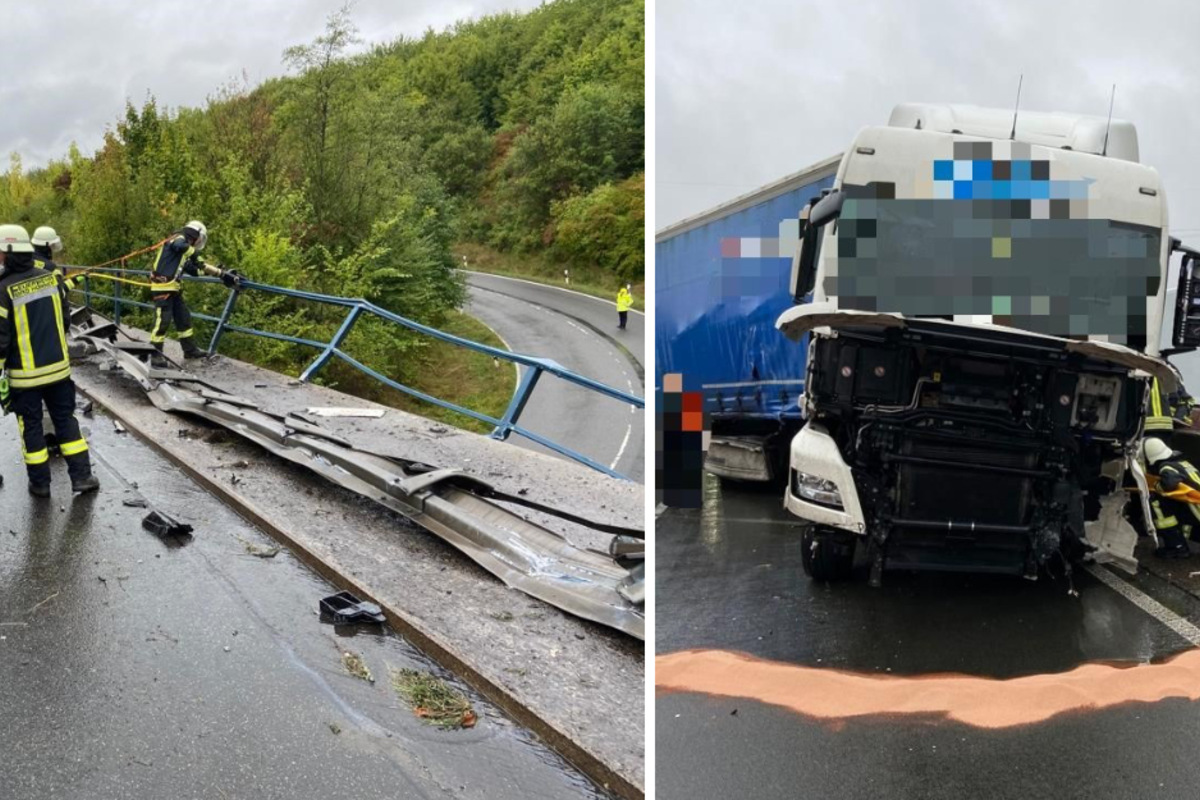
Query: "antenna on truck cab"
1102 84 1117 157
1009 74 1023 140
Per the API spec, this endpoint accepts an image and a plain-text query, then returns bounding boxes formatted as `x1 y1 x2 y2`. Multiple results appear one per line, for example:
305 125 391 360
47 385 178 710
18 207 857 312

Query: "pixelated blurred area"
657 373 707 508
825 139 1161 347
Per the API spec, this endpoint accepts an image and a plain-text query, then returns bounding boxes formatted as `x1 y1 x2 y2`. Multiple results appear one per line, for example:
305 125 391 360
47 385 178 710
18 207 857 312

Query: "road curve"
464 273 645 483
463 271 644 374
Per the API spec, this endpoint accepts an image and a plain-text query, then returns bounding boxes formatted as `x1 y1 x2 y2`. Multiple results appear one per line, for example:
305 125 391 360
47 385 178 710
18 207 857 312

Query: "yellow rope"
74 272 178 291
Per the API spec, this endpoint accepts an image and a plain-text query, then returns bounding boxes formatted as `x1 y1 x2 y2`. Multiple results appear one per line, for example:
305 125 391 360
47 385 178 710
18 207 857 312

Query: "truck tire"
801 525 856 581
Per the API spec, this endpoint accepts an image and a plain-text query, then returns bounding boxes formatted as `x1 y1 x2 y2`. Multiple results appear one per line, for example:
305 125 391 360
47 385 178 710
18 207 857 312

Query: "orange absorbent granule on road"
656 648 1200 729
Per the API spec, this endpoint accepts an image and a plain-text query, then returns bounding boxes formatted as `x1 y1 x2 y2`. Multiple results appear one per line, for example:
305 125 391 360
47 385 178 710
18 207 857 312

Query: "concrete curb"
73 369 643 799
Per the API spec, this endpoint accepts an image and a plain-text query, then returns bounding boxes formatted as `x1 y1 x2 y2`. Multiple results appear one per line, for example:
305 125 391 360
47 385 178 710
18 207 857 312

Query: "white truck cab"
778 103 1200 585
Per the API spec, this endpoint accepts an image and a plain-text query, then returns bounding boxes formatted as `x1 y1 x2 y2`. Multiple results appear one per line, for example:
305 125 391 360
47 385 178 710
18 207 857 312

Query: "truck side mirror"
791 200 817 303
790 190 845 303
809 189 845 228
1174 252 1200 348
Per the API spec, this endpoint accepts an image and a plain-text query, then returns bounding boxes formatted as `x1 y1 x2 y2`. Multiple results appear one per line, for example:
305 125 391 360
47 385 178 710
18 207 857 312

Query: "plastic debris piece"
122 497 149 508
305 407 385 418
320 591 386 625
142 510 194 539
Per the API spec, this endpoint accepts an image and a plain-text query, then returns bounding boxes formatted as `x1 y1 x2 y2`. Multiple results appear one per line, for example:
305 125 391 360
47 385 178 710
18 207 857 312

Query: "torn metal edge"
76 327 645 640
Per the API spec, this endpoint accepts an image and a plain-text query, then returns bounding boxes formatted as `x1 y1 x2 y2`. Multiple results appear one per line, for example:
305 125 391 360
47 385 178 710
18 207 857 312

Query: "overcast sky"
1 0 541 170
657 0 1200 240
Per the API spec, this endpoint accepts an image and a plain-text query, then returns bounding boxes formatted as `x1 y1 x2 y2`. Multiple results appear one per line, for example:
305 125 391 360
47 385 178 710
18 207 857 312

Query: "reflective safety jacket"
150 233 214 293
33 256 76 292
1146 375 1195 432
1150 456 1200 504
0 257 71 389
616 288 633 312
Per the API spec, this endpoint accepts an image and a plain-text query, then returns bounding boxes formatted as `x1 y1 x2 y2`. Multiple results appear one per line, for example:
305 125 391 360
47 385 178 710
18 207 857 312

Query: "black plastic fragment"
320 591 386 625
142 510 194 539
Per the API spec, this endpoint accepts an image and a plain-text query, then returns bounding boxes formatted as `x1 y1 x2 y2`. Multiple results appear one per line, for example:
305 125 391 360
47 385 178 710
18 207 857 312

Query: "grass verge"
454 242 645 311
390 667 477 729
382 309 517 434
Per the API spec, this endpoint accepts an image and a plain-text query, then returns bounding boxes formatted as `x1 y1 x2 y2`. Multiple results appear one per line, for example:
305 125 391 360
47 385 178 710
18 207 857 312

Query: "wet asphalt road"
465 274 644 482
656 475 1200 799
0 410 605 800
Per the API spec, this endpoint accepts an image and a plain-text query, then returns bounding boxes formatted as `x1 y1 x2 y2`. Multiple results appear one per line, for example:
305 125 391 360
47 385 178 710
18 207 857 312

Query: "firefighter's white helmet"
1143 437 1174 466
183 220 208 251
31 226 62 254
0 224 34 254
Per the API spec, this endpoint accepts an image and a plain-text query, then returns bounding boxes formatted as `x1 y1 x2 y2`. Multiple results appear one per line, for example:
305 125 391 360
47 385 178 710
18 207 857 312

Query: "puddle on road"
657 647 1200 728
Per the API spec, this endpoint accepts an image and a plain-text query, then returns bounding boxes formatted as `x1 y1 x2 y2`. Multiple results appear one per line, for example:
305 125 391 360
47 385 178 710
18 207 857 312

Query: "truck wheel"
801 526 856 581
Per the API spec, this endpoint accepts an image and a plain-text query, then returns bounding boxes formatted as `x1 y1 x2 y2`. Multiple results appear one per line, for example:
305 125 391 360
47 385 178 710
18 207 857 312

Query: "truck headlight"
792 470 843 508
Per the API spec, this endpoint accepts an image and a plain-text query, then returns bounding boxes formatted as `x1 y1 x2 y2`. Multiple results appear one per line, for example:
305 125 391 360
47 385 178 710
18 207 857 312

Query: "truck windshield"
826 192 1162 348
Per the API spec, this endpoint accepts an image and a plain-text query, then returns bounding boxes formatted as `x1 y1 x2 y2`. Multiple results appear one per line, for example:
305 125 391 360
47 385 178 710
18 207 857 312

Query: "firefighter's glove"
1160 470 1184 493
220 269 243 289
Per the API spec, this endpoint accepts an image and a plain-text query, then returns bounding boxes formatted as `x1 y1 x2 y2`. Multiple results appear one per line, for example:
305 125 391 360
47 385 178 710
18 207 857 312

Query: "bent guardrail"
67 266 644 480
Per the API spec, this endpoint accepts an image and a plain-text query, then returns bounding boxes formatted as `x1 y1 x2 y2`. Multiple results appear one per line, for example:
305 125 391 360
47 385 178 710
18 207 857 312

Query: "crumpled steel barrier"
74 319 645 639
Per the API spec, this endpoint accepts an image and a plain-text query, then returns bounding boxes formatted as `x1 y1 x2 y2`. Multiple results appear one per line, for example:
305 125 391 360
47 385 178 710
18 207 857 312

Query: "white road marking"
1084 563 1200 647
463 270 645 316
610 422 633 470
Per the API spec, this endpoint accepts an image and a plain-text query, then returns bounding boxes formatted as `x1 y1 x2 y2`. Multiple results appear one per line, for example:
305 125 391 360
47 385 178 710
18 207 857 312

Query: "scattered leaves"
390 668 476 729
342 651 374 683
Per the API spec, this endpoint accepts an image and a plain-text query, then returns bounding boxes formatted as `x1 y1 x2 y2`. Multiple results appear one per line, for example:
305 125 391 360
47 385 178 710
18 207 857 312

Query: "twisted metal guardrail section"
71 322 645 639
67 267 645 479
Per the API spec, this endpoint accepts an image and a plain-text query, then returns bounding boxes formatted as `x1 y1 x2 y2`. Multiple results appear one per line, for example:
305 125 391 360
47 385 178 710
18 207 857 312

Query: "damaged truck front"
780 103 1200 586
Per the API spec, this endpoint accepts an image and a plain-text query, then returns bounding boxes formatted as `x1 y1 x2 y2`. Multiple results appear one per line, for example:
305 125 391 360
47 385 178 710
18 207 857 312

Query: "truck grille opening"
896 439 1037 527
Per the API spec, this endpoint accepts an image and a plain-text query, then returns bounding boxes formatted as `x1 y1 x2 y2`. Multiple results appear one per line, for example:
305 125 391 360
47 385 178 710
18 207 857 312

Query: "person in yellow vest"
1145 369 1195 443
1143 437 1200 559
30 226 76 292
616 284 633 330
0 224 98 496
147 220 241 366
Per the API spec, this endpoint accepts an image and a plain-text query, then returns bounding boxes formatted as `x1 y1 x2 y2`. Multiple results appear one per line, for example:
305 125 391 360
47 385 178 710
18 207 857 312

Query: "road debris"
75 323 645 638
306 407 386 418
320 591 386 624
236 535 279 559
142 510 194 540
122 497 149 508
390 668 476 729
28 591 59 614
342 651 374 683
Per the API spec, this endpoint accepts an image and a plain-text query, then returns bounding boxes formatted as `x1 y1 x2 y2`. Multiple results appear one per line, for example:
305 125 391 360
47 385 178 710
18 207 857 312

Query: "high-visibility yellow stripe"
23 448 49 466
11 356 71 378
1151 378 1164 418
14 301 35 371
151 308 165 343
1152 500 1179 529
10 364 71 389
0 305 7 319
59 438 88 456
178 328 194 338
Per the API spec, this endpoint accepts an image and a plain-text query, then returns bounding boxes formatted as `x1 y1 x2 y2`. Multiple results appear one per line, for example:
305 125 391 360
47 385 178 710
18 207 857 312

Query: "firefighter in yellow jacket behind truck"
0 224 98 496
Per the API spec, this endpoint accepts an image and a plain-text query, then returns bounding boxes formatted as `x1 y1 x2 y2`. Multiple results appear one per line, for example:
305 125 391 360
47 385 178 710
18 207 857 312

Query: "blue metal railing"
67 266 644 479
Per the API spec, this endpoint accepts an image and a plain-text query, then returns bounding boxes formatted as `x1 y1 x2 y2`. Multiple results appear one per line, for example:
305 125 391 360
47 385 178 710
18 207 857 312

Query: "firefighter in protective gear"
616 284 633 330
0 224 99 496
147 220 241 365
1144 370 1195 443
30 225 76 292
1143 437 1200 559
